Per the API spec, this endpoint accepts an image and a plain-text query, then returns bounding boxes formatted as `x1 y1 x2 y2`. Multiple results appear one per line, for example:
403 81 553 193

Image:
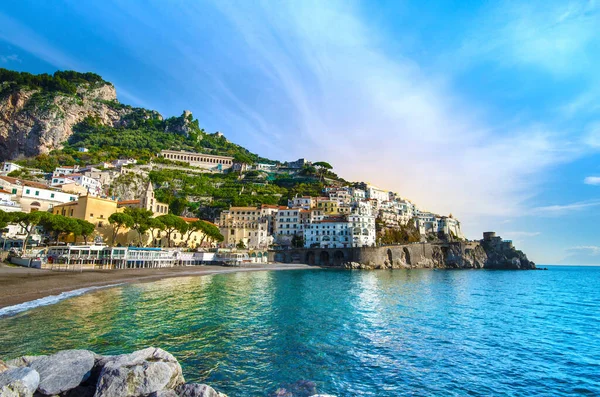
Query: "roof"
180 217 199 222
0 175 50 190
118 199 140 205
261 204 279 209
0 189 12 194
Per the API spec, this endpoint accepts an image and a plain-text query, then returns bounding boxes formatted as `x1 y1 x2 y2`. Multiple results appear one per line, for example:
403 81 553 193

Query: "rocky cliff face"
0 83 132 160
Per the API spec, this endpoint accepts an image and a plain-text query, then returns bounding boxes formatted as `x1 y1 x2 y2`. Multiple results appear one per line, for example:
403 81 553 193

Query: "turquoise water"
1 267 599 396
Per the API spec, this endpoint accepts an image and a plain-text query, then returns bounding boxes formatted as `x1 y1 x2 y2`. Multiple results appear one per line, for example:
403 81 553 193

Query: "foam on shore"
0 283 123 318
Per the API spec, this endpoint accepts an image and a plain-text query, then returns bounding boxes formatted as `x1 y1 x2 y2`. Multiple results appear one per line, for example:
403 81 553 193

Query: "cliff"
274 240 535 270
0 80 132 159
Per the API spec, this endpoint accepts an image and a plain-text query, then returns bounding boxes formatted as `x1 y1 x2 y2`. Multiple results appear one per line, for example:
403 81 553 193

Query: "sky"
0 0 599 264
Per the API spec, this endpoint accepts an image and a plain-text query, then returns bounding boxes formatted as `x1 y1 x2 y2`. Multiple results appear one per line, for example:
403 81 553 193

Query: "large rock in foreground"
0 367 40 397
94 347 184 397
29 349 95 395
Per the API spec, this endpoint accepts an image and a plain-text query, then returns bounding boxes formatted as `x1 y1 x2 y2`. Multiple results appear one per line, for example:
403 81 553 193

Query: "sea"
1 266 599 396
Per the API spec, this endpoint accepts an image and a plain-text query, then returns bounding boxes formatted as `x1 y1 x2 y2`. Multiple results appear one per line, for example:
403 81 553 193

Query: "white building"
0 189 22 212
365 185 389 203
69 174 103 196
53 165 79 177
50 175 76 186
112 158 138 168
288 196 314 210
2 162 22 173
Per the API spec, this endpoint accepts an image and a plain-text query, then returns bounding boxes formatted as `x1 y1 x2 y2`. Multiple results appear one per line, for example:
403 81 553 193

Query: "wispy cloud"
502 231 541 238
567 246 600 255
584 176 600 185
460 1 600 76
532 200 600 215
0 53 20 63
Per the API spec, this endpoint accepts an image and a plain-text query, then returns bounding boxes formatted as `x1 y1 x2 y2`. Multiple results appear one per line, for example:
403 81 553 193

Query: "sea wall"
0 348 335 397
270 241 535 270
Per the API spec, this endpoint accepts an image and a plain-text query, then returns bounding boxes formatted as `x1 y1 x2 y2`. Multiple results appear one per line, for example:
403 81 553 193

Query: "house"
0 176 78 213
0 189 22 212
2 162 22 174
52 165 79 177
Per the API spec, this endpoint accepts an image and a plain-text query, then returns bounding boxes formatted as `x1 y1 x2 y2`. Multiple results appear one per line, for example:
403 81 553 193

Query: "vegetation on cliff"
0 68 108 96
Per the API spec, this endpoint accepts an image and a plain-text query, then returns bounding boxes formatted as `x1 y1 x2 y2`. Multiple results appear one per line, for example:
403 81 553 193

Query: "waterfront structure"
159 150 234 171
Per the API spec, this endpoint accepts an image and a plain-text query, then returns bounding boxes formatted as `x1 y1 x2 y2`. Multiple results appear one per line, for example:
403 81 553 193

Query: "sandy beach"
0 263 316 309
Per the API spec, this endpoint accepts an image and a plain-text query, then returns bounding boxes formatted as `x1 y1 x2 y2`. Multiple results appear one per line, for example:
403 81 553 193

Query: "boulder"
148 390 179 397
29 350 95 396
4 357 46 368
94 347 184 397
0 367 40 397
176 383 220 397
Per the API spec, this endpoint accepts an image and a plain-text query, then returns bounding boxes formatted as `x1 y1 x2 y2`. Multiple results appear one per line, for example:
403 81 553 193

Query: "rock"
176 383 220 397
94 347 184 397
29 350 95 396
147 390 179 397
5 357 46 368
0 360 9 374
0 367 40 397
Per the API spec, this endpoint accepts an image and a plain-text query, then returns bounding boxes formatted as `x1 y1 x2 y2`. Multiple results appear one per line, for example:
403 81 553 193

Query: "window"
35 191 39 196
51 193 55 198
98 222 103 227
25 189 30 194
90 213 94 218
11 188 16 194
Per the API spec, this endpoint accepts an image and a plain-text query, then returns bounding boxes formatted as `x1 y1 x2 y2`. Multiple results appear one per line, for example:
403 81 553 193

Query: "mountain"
0 68 266 165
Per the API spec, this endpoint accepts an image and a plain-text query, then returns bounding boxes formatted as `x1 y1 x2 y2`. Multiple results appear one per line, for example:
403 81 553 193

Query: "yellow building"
316 198 350 215
52 195 123 243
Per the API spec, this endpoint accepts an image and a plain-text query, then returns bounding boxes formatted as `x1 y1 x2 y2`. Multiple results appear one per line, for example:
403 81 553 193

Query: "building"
2 162 22 173
159 150 234 171
218 206 275 249
112 158 137 168
117 182 169 217
68 174 103 196
52 165 79 177
0 176 79 213
52 195 121 243
288 196 315 210
0 189 22 212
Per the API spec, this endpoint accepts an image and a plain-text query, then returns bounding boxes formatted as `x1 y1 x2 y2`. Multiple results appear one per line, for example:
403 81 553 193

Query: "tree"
201 222 224 247
41 214 82 243
124 208 153 246
108 212 134 246
76 219 96 244
291 234 304 248
236 240 246 250
183 220 206 248
12 211 51 250
313 161 333 181
147 217 165 247
169 197 188 216
0 210 15 230
156 214 188 247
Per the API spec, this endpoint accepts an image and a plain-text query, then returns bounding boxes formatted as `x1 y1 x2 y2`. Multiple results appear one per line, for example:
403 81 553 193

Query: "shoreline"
0 263 317 311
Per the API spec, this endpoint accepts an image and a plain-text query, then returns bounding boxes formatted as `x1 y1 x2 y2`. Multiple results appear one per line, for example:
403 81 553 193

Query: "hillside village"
0 151 463 252
0 68 465 258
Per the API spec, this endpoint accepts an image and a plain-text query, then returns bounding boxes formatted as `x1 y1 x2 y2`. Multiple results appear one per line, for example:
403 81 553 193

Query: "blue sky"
1 0 599 264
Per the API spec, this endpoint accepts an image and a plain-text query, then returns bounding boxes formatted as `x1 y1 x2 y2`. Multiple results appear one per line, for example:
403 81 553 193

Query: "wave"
0 284 123 318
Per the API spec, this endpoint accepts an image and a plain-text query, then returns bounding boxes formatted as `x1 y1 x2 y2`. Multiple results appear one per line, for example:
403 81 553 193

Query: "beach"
0 263 315 309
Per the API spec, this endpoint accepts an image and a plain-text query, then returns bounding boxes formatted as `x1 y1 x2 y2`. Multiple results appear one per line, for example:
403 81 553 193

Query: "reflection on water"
1 268 600 396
